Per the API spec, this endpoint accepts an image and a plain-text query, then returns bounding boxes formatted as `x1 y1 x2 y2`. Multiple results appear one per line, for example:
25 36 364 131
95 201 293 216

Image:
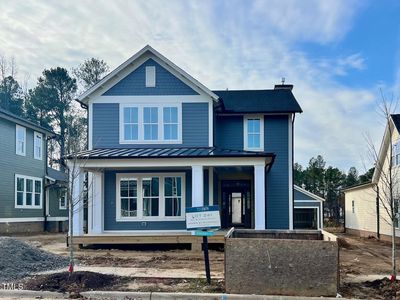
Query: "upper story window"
16 125 26 156
392 140 400 166
120 104 182 144
34 132 43 160
145 66 156 87
15 174 42 209
244 115 264 151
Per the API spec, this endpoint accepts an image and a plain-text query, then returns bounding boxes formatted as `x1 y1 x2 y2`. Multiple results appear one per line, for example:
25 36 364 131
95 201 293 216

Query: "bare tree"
365 93 399 280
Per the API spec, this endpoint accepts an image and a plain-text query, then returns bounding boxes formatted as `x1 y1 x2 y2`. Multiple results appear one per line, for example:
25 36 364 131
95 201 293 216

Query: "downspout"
292 113 295 229
45 134 58 232
376 185 380 239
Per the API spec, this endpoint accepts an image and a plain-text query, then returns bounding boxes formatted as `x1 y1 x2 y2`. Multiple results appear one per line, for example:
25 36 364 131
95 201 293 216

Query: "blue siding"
104 170 192 231
294 189 316 201
265 115 289 229
103 59 198 96
215 116 243 150
92 103 209 148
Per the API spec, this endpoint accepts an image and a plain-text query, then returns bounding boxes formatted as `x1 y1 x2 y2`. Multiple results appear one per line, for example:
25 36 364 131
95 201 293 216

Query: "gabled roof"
0 108 54 135
391 114 400 132
294 185 325 202
342 181 375 193
77 45 219 104
213 89 303 114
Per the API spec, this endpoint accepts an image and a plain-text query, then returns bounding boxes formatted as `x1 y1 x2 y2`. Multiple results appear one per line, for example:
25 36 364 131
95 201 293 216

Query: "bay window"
244 115 264 151
120 104 181 144
15 174 42 208
116 173 185 221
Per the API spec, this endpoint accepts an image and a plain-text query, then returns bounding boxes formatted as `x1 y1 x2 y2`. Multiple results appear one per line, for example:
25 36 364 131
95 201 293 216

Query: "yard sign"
185 205 221 231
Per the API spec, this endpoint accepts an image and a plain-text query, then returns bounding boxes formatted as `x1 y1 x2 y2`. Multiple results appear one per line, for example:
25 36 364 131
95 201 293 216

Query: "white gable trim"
77 45 219 104
294 185 325 202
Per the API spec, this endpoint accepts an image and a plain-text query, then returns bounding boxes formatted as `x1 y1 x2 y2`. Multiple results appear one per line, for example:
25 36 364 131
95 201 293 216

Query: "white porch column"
69 166 84 236
254 164 266 230
91 171 104 234
191 165 204 207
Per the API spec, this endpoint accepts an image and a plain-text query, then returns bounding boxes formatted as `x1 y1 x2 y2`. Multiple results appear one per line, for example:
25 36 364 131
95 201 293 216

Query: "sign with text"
186 205 221 231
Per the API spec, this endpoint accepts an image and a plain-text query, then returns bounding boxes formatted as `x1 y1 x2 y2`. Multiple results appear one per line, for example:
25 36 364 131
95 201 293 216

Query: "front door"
221 180 252 228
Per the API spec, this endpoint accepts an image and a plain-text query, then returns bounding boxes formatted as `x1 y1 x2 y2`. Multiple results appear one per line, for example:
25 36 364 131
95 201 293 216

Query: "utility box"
224 229 339 297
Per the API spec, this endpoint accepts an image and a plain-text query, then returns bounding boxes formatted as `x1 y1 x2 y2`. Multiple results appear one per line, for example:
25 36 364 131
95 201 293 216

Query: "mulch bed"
341 277 400 299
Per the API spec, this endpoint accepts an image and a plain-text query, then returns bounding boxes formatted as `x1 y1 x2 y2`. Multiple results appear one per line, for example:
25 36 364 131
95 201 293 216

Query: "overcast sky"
1 0 399 173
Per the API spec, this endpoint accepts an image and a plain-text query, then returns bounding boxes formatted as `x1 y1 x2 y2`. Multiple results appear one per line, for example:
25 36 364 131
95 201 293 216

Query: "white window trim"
243 115 264 151
59 190 67 210
34 131 43 160
16 125 26 156
14 174 43 209
119 103 182 144
145 66 156 87
116 173 186 222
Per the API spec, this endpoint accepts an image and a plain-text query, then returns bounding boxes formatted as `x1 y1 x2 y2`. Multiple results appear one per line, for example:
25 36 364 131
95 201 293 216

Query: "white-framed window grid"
16 125 26 156
119 103 182 144
243 115 264 151
116 173 185 221
34 131 43 160
59 189 67 210
392 139 400 167
145 66 156 87
15 174 43 209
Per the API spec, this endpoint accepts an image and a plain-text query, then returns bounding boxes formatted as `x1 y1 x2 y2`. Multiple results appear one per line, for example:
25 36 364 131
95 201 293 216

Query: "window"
120 105 181 144
123 107 139 141
145 66 156 87
392 141 400 166
34 132 43 160
163 107 178 140
244 115 264 151
352 200 355 213
116 173 185 221
143 107 158 140
16 125 26 156
395 198 400 229
15 175 42 208
59 190 67 210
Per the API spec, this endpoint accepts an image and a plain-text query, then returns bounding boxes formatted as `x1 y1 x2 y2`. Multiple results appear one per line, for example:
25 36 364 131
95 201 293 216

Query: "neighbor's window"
352 200 355 213
117 174 184 220
395 198 400 228
392 141 400 166
34 132 43 160
163 107 178 140
59 190 67 210
244 116 264 151
123 107 139 141
15 175 42 208
16 125 26 156
143 107 158 140
145 66 156 87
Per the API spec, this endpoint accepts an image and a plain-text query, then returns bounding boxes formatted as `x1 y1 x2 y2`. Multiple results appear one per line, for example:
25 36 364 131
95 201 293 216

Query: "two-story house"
68 45 303 246
0 108 68 233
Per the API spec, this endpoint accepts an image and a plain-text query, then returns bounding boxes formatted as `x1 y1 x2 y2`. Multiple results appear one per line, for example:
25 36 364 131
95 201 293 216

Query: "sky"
0 0 399 174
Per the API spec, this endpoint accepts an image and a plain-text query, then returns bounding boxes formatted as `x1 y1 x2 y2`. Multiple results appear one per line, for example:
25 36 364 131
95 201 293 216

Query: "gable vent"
145 66 156 87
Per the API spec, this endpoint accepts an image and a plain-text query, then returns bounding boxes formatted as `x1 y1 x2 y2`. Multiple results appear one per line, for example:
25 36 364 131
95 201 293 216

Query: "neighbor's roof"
67 147 275 160
391 114 400 132
46 167 68 182
294 185 325 202
213 89 303 114
77 45 220 104
342 181 375 193
0 108 54 135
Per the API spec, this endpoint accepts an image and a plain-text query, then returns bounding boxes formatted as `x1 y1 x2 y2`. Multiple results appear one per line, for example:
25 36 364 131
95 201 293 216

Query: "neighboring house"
0 108 68 233
344 114 400 242
293 185 324 230
67 45 302 243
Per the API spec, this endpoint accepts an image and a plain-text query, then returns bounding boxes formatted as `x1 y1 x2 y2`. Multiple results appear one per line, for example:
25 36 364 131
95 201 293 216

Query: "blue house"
68 45 302 244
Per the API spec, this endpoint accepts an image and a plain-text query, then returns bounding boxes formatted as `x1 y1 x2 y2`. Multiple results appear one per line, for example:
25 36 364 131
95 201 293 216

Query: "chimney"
274 77 293 91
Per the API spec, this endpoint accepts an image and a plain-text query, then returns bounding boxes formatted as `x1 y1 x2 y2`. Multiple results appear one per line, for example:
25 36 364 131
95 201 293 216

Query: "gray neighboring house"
0 108 68 233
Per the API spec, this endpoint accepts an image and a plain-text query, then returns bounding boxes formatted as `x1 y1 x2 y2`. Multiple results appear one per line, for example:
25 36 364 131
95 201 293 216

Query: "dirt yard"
14 232 400 298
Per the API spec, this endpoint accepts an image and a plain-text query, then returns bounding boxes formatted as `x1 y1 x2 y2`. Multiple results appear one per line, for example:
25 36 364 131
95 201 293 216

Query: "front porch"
67 147 275 246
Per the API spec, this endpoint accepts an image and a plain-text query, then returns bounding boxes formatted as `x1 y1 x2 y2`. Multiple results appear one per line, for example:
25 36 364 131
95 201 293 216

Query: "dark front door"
221 180 252 228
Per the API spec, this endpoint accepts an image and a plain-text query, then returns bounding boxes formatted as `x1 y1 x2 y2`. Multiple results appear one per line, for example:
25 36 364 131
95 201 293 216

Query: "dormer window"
244 115 264 151
145 66 156 87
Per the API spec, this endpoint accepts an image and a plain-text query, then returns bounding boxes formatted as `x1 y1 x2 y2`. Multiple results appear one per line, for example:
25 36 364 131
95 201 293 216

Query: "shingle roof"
213 89 302 114
47 167 68 182
68 147 275 160
391 114 400 132
0 108 54 135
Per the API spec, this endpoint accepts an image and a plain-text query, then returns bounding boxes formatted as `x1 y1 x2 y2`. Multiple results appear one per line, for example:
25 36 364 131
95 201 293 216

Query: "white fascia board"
294 185 325 202
71 157 271 169
92 95 212 104
372 119 394 184
78 45 219 104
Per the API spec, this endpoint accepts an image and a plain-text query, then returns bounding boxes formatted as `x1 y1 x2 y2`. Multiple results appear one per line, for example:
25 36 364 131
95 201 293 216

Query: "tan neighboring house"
344 114 400 242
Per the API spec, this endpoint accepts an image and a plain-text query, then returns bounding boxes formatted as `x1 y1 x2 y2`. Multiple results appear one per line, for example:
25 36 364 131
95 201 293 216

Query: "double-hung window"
59 190 67 210
15 175 42 208
392 140 400 167
116 173 185 221
16 125 26 156
34 132 43 160
244 115 264 151
121 105 181 143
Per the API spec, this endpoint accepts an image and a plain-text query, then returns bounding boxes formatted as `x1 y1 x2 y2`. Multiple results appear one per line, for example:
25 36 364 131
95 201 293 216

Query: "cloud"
0 0 387 171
